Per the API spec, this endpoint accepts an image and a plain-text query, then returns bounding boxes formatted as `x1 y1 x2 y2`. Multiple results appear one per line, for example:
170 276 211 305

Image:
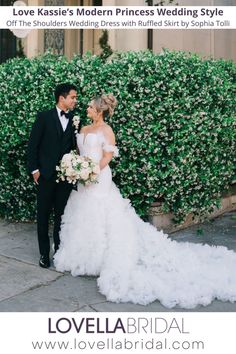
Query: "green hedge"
0 50 235 223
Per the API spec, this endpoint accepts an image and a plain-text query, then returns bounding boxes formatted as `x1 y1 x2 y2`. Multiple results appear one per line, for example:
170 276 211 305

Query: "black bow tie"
60 110 70 119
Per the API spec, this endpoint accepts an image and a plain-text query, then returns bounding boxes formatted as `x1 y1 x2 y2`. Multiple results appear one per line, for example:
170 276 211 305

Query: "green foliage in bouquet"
0 50 235 223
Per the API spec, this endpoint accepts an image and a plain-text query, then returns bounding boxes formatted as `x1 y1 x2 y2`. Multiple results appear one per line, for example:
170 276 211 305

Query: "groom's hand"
32 170 40 185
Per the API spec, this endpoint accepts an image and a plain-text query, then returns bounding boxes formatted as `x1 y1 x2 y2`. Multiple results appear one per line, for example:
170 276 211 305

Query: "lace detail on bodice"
77 132 119 162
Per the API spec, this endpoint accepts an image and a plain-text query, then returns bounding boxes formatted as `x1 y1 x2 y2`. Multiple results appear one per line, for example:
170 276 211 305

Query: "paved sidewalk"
0 211 236 312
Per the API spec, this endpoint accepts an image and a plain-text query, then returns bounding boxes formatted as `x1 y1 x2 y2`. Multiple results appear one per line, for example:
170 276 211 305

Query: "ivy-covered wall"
0 50 235 223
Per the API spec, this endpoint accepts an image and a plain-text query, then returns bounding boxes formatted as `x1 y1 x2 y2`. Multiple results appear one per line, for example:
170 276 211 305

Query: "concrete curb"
149 189 236 233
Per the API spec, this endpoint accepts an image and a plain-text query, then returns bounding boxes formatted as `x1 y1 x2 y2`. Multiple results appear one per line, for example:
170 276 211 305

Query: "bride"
54 93 236 309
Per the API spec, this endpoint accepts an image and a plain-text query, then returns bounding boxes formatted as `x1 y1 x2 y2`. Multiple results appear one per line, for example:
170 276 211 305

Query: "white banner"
0 6 235 29
0 312 236 353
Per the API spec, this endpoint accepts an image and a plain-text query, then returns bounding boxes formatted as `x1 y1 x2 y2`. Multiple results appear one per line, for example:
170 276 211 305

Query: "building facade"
0 0 236 63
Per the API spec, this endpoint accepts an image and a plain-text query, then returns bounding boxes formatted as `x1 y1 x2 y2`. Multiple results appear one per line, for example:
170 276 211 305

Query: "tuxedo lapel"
52 107 63 138
67 114 77 149
65 114 72 132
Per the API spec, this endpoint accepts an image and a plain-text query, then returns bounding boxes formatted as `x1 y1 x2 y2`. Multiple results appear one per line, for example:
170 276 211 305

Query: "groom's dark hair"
54 83 77 103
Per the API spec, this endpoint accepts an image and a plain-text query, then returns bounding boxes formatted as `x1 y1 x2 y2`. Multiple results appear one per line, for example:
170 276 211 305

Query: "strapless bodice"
77 132 119 162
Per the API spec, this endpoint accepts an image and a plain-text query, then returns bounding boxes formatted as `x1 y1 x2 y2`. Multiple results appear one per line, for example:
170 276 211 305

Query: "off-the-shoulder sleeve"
99 131 119 157
102 143 119 157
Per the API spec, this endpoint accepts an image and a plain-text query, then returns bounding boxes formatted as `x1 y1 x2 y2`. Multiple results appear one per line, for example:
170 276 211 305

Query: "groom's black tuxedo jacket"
27 107 78 180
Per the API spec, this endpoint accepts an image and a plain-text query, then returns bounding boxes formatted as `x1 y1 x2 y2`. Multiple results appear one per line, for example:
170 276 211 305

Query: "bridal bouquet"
56 151 100 186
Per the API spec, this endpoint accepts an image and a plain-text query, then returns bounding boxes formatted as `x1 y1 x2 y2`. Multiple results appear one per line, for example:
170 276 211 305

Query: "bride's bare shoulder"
79 125 91 134
102 124 114 134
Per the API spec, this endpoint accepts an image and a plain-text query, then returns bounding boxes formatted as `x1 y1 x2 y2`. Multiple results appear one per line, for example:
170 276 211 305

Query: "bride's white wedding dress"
54 132 236 309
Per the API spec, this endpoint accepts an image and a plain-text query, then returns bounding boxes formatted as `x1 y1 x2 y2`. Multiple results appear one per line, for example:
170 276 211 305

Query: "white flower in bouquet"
92 164 100 175
65 167 75 177
56 150 100 186
61 153 72 164
90 173 98 182
82 161 89 169
79 168 90 181
61 154 73 169
77 156 83 162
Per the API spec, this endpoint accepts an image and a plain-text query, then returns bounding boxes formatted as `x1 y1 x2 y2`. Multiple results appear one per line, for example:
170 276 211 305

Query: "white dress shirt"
56 106 69 132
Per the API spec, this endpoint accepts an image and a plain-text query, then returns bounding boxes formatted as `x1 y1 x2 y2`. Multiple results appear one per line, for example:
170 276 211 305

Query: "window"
0 0 17 63
93 0 102 5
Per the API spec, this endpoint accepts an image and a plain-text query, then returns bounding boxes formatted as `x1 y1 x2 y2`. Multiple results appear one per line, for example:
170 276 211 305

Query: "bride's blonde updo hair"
93 93 117 118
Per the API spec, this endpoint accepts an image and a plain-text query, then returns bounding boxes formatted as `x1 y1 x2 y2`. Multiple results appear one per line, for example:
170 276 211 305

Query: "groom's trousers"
36 175 73 256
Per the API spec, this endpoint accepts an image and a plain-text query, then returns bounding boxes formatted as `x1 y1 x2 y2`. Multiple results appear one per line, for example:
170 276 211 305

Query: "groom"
27 83 78 268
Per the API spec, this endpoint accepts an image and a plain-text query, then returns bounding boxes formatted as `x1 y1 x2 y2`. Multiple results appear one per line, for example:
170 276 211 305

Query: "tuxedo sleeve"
27 112 45 174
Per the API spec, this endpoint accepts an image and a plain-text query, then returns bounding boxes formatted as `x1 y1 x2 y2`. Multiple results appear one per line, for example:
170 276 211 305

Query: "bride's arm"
100 127 117 170
77 126 87 155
